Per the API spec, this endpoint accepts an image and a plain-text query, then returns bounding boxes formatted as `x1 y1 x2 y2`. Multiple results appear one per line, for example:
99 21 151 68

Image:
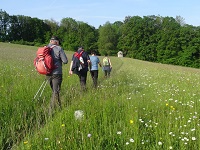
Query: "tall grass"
0 42 200 150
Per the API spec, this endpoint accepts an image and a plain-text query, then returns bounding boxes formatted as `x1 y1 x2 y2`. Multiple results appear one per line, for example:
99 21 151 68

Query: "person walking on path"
102 53 112 78
89 50 102 88
46 36 68 115
69 46 90 91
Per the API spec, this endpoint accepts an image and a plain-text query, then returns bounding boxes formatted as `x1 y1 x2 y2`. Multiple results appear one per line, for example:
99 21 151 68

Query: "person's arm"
99 62 102 67
109 58 112 68
69 61 73 75
98 57 102 67
86 52 91 66
88 61 91 71
69 55 74 75
60 48 68 64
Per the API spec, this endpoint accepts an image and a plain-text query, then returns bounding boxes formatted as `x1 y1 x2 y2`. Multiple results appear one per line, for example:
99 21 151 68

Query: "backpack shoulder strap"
74 50 84 58
50 45 56 49
74 51 79 57
80 50 84 55
108 57 110 63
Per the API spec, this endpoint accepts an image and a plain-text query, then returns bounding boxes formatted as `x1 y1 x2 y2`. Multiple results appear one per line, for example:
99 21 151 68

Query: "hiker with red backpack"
69 46 90 91
45 36 68 115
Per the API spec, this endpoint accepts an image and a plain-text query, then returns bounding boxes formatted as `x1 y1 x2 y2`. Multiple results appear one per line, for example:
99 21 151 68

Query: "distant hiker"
102 53 112 77
89 50 102 88
46 36 68 115
69 46 90 91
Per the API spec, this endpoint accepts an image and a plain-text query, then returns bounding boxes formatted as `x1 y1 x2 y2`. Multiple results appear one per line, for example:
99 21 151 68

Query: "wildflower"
158 141 162 145
130 138 134 142
117 131 122 135
169 146 173 149
181 132 185 135
139 119 143 122
61 124 65 127
184 137 189 141
87 134 92 138
193 116 197 119
192 137 196 141
166 103 169 106
130 120 134 124
74 110 84 120
44 138 49 141
126 142 129 145
24 141 28 144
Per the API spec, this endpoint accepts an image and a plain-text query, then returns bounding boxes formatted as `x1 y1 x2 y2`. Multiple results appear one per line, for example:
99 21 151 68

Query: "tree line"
0 9 200 68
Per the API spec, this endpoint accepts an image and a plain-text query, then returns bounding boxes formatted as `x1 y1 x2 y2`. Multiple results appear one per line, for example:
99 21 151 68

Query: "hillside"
0 42 200 150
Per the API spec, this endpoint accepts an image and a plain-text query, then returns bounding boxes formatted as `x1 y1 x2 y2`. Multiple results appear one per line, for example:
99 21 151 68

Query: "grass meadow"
0 42 200 150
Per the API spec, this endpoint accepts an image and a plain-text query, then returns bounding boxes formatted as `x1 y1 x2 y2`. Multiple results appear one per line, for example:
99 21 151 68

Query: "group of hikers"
45 36 112 115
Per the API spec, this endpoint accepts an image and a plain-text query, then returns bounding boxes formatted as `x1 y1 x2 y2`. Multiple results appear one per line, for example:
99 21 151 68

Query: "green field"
0 42 200 150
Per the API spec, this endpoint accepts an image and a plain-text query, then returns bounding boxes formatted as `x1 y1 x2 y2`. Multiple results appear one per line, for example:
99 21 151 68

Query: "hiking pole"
39 79 48 98
33 79 48 99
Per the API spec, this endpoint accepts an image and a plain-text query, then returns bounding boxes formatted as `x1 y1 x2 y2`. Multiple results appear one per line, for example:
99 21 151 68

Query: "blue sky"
1 0 200 28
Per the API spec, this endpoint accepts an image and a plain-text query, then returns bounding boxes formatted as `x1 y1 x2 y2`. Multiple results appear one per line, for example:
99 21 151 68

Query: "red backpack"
72 50 84 72
34 45 56 75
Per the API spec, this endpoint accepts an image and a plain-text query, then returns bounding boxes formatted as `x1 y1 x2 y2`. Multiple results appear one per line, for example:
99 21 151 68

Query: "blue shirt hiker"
89 51 102 88
90 55 100 71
